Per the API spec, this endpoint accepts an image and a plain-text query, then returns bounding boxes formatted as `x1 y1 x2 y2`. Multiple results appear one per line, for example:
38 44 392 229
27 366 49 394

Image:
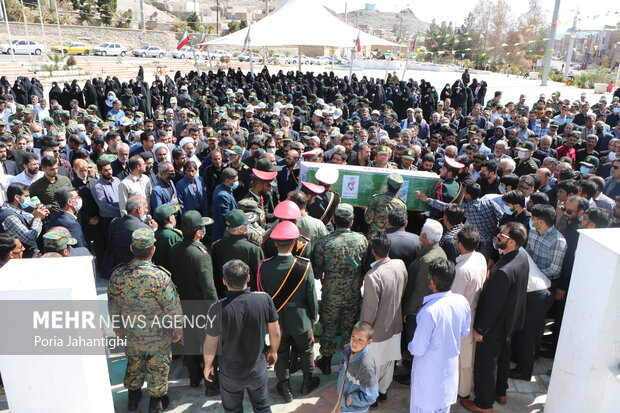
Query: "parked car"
93 43 127 56
291 55 312 64
237 52 263 63
172 46 194 59
206 49 232 60
314 56 332 65
0 39 45 55
270 53 293 64
132 45 166 58
51 42 93 55
336 57 350 65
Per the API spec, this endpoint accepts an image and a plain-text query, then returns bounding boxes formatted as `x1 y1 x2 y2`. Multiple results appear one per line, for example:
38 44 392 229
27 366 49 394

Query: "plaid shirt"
526 226 567 280
532 122 550 137
428 198 504 243
0 203 43 248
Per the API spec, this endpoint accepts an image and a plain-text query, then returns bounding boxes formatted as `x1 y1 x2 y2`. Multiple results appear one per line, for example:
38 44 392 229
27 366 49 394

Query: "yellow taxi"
51 42 94 55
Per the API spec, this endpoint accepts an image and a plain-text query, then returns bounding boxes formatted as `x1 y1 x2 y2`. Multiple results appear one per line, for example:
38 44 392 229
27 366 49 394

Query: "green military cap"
389 112 398 119
549 120 560 127
84 115 96 123
22 107 33 114
0 119 6 126
518 141 536 152
335 94 344 100
155 114 165 121
377 145 390 154
226 209 248 227
387 173 404 187
43 117 54 124
100 122 110 130
269 119 279 126
16 104 25 112
52 104 62 111
206 131 217 140
10 119 23 126
43 228 77 250
59 110 70 118
519 94 527 99
87 104 98 111
181 210 214 230
559 156 573 165
225 145 244 156
334 203 354 220
300 125 312 135
402 148 416 161
346 125 355 133
580 155 599 168
131 228 155 249
154 204 180 222
135 111 144 117
282 132 292 141
106 114 116 121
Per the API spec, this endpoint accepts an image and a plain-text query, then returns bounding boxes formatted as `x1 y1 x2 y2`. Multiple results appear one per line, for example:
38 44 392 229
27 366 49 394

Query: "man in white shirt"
451 225 487 399
8 153 43 187
119 155 152 215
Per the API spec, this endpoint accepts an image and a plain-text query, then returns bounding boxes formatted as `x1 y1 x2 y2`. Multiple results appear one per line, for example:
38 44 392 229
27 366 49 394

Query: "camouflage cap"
84 115 96 123
0 119 5 126
59 110 70 118
237 198 260 213
131 228 156 249
334 203 354 220
10 119 23 126
43 228 77 250
387 173 404 187
87 104 98 111
43 117 54 124
22 107 33 114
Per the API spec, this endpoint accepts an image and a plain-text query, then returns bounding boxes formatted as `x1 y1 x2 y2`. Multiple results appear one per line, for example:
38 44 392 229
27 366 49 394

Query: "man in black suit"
461 222 529 413
384 208 421 269
0 142 18 175
47 187 87 248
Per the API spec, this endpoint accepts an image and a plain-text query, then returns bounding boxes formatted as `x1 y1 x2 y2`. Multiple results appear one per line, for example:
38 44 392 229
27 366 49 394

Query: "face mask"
26 142 33 150
517 151 527 159
579 165 592 175
529 218 536 232
609 152 617 161
19 196 31 209
58 141 66 149
230 180 240 190
613 107 619 113
73 198 83 212
140 212 148 222
107 95 114 102
33 132 42 139
503 205 513 215
135 118 143 124
565 118 572 124
266 148 275 154
78 131 86 140
201 226 207 239
498 184 507 194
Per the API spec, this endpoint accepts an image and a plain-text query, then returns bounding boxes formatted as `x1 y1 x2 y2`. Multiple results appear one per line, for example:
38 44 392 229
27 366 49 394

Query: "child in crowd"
333 321 379 413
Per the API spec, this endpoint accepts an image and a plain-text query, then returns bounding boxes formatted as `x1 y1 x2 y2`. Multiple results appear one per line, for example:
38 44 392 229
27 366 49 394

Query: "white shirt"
119 173 152 215
8 170 44 187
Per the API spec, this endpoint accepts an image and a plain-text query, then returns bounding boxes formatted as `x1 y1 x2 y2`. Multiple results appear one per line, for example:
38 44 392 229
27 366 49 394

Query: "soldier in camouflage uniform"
364 173 407 235
311 203 368 374
107 228 183 413
236 198 266 244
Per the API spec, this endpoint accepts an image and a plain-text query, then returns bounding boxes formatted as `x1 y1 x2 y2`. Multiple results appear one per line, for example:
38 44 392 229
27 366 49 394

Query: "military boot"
148 394 170 413
127 389 142 411
276 379 294 403
315 355 332 375
300 373 320 395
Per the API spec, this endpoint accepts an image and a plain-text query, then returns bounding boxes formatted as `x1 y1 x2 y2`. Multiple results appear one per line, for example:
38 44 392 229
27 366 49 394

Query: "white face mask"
610 152 617 161
73 198 83 212
517 151 527 159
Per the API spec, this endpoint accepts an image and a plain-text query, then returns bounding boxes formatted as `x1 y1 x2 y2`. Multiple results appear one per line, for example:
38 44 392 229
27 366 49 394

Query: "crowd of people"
0 65 619 413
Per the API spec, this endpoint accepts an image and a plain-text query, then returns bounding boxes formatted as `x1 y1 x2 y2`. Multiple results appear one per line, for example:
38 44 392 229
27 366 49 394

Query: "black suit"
384 227 422 269
1 159 18 176
473 249 529 410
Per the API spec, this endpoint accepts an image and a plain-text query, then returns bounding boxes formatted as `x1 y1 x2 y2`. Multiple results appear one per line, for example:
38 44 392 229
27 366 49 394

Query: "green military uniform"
311 204 368 358
107 228 182 398
168 211 217 385
296 212 329 245
28 174 73 217
153 227 182 271
211 210 265 295
430 177 463 220
364 174 407 235
237 198 267 244
514 157 539 177
258 254 318 381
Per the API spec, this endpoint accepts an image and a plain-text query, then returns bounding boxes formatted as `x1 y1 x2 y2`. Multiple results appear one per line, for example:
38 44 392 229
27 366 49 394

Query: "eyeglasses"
517 185 532 191
559 205 577 214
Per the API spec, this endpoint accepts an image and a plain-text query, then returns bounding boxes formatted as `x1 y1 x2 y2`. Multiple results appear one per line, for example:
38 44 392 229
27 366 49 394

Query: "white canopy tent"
200 0 401 72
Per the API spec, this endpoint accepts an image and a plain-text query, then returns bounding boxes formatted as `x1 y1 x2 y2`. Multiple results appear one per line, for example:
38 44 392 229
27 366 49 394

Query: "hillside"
331 7 430 38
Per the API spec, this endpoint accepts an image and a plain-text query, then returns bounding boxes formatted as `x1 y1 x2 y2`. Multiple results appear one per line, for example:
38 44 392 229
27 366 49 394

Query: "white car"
132 45 166 58
291 55 312 64
314 56 333 65
93 42 127 56
0 39 45 55
270 53 293 64
237 52 263 63
172 46 194 59
206 49 232 60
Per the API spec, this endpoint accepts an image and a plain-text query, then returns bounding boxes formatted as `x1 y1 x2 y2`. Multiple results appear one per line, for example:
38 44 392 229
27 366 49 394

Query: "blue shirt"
409 291 470 411
91 177 121 218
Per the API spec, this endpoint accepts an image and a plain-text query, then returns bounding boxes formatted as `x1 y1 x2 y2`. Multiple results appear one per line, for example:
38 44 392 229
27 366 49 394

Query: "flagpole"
384 54 390 82
1 0 15 62
348 48 354 85
19 0 32 64
402 37 412 80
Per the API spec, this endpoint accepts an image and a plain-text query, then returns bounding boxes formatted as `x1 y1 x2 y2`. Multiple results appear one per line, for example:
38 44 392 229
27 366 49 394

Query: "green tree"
228 21 240 33
187 12 200 32
239 19 247 29
78 0 96 23
98 0 117 25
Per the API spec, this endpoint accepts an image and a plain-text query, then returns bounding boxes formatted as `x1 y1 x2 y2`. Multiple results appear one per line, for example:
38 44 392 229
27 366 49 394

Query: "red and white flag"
176 29 190 50
355 30 361 52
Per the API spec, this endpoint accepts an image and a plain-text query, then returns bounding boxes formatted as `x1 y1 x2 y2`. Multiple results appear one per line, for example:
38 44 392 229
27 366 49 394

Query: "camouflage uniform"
364 193 407 235
107 228 183 398
237 198 267 244
311 204 368 357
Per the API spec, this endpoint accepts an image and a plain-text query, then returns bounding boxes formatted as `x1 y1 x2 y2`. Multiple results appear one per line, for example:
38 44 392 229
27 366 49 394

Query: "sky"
321 0 620 33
